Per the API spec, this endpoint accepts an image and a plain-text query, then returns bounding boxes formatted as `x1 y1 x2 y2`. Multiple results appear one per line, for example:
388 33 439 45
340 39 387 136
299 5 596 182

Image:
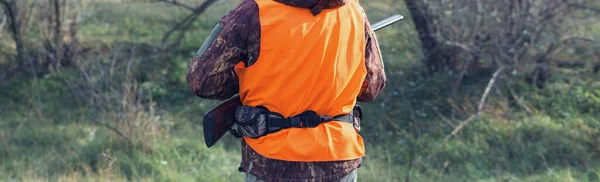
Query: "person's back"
186 0 386 181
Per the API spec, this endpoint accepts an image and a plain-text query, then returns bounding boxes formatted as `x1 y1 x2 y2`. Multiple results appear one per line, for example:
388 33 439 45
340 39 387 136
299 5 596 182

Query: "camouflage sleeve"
185 0 258 100
357 16 386 102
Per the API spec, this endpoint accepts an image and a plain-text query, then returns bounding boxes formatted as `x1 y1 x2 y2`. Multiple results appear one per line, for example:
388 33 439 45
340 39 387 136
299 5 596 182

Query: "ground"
1 0 600 181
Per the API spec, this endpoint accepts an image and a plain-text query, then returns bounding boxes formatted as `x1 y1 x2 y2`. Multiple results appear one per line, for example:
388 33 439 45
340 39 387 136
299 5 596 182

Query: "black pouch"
352 104 363 132
234 105 270 138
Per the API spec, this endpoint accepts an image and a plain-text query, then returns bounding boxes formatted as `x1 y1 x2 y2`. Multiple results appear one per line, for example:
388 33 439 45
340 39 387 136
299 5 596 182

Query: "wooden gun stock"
203 96 241 148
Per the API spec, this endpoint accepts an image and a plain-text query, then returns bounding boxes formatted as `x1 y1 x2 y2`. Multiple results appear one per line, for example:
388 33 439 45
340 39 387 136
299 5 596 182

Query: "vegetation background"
0 0 599 181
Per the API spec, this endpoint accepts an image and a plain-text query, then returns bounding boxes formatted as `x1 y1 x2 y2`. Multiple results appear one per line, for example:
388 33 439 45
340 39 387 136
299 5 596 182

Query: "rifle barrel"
372 14 404 31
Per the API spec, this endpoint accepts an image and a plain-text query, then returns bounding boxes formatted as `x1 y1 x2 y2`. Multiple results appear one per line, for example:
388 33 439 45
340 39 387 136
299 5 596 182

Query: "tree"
404 0 597 89
1 0 80 78
405 0 452 73
0 0 25 64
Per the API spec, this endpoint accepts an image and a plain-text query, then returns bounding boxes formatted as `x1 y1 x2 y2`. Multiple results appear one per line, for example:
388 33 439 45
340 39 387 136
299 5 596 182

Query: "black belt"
230 109 356 138
268 110 354 128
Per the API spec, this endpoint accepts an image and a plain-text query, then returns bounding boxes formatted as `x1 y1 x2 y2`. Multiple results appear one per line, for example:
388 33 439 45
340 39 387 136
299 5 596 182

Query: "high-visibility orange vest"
234 0 367 162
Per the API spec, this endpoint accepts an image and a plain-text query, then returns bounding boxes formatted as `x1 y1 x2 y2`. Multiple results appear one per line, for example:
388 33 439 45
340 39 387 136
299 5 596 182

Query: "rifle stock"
202 14 403 148
203 95 241 148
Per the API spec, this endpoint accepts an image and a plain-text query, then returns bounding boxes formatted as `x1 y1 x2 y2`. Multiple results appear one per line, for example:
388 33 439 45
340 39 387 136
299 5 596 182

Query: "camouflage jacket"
186 0 385 181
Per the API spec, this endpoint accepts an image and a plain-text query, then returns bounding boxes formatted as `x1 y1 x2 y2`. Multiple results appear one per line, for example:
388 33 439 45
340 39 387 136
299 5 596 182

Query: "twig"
506 82 533 116
149 0 195 11
564 0 600 14
443 115 476 141
471 0 483 41
444 41 479 53
478 67 504 113
494 41 516 64
0 15 6 37
163 12 201 46
405 133 417 182
561 36 596 43
444 67 504 141
161 0 217 46
384 114 402 130
433 106 456 127
93 120 133 145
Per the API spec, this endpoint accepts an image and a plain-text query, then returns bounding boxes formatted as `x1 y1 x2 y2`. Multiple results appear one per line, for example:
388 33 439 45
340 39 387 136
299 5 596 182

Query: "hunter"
186 0 386 181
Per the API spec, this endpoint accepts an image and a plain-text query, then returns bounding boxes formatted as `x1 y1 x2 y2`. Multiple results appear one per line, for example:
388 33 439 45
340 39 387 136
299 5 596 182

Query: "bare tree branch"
443 115 476 141
161 0 217 46
148 0 195 11
478 67 504 112
432 106 456 127
564 0 600 14
94 119 133 145
445 67 504 141
561 36 596 43
506 81 534 116
445 41 479 53
162 11 199 44
0 15 6 37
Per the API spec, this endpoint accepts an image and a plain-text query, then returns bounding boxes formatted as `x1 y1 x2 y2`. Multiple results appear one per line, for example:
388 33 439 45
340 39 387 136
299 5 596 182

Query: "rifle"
203 14 404 148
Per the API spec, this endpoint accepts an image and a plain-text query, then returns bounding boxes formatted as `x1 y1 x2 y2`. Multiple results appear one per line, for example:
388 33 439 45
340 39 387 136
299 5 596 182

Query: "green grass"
2 60 599 181
1 0 600 181
0 110 243 181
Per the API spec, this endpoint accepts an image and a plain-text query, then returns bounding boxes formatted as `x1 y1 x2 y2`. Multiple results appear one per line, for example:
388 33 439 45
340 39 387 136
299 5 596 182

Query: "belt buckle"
290 117 304 128
290 117 315 128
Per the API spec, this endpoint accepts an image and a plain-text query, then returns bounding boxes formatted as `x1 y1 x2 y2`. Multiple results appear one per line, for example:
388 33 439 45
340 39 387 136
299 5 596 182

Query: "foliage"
0 0 599 181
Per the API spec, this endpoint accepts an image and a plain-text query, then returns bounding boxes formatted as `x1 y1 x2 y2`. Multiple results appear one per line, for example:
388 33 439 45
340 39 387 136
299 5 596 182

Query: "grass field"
1 0 600 181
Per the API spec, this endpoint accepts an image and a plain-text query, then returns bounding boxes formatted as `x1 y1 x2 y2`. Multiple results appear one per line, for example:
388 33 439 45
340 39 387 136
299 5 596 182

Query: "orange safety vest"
234 0 367 162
